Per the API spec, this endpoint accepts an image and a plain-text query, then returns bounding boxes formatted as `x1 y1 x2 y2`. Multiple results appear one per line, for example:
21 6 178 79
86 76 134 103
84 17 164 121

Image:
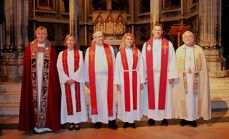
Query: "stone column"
199 0 227 77
107 0 112 10
15 0 22 51
84 0 88 45
0 0 29 82
4 0 13 50
199 0 217 48
69 0 78 46
150 0 160 32
131 0 134 33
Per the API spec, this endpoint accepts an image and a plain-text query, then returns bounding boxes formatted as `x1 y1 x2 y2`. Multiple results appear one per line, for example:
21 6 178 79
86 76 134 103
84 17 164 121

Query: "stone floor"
1 77 229 138
1 110 229 139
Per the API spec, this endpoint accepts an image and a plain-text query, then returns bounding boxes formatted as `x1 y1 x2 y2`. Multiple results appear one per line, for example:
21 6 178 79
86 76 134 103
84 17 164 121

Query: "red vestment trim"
62 49 81 115
146 38 169 110
120 48 138 111
89 43 114 116
30 39 51 128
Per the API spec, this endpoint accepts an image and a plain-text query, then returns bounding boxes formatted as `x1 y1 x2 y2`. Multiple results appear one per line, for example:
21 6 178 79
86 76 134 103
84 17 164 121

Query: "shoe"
161 119 168 126
190 121 197 128
74 124 80 130
109 120 118 130
123 122 129 128
130 123 136 128
179 119 187 126
94 122 102 129
147 119 155 126
33 129 39 134
68 123 74 131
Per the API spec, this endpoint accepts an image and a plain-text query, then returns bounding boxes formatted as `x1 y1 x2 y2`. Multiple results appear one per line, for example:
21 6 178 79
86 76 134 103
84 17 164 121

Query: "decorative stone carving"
93 10 126 35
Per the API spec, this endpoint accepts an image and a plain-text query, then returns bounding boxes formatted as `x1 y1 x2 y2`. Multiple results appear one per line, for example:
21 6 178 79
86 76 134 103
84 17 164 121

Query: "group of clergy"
18 24 211 134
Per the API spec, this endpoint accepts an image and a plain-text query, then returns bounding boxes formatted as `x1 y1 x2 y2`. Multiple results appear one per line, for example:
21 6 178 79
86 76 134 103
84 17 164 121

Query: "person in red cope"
19 26 61 133
84 31 117 129
142 23 179 126
114 33 145 128
57 34 88 130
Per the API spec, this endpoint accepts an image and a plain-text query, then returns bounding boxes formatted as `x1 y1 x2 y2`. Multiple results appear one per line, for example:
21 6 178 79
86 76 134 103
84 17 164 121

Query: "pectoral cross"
162 43 168 55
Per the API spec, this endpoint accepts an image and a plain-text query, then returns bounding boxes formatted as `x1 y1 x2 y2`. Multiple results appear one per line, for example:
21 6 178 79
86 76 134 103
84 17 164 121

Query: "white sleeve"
57 51 69 83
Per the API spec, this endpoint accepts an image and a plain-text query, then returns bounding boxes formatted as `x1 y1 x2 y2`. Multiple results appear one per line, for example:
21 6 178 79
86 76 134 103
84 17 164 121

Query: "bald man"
84 31 117 129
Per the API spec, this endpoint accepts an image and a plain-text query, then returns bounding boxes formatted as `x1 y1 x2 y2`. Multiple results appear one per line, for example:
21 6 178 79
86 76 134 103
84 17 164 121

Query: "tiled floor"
1 110 229 139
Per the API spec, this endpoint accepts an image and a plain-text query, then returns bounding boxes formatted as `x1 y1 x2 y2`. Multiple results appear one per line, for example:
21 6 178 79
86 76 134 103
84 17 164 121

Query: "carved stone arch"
104 11 115 34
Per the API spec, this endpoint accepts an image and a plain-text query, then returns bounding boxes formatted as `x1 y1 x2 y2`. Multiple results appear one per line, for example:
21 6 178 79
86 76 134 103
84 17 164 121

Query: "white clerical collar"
96 44 103 47
153 37 162 40
67 47 74 51
38 43 45 47
186 45 194 48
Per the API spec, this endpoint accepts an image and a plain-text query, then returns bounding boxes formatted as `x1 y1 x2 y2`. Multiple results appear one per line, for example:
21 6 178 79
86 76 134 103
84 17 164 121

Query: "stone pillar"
15 0 22 51
199 0 217 48
4 0 13 50
84 0 88 45
150 0 160 32
69 0 78 46
131 0 134 33
199 0 228 77
107 0 112 10
0 0 29 82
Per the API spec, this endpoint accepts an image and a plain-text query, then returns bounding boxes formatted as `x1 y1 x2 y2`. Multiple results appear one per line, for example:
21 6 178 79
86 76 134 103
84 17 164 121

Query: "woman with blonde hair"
57 34 88 130
114 33 145 128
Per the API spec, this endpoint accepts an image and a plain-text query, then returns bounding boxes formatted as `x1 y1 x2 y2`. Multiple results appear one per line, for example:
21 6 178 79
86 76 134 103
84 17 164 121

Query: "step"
0 102 19 115
0 82 21 92
212 101 229 110
0 91 20 103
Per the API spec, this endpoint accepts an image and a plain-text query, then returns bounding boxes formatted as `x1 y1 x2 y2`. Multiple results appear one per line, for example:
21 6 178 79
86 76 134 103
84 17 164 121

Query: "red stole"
120 48 138 111
89 43 114 116
62 49 81 115
146 37 169 110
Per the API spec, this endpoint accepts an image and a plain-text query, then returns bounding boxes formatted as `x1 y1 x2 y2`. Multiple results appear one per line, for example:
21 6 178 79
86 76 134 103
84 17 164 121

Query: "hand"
140 83 144 91
168 79 174 84
85 82 90 88
116 85 120 92
67 79 75 85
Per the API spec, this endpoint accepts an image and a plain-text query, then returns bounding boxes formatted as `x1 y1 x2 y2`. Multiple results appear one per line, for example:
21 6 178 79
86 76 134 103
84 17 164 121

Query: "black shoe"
147 119 155 126
123 122 129 128
161 119 168 126
179 119 187 126
0 128 2 136
68 123 74 131
94 122 102 129
190 121 197 128
109 120 118 130
130 123 136 128
74 124 80 130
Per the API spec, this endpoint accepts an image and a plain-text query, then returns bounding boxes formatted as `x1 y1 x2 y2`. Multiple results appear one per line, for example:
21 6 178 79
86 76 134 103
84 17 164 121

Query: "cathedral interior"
0 0 229 81
1 1 229 138
0 0 229 82
0 0 229 118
